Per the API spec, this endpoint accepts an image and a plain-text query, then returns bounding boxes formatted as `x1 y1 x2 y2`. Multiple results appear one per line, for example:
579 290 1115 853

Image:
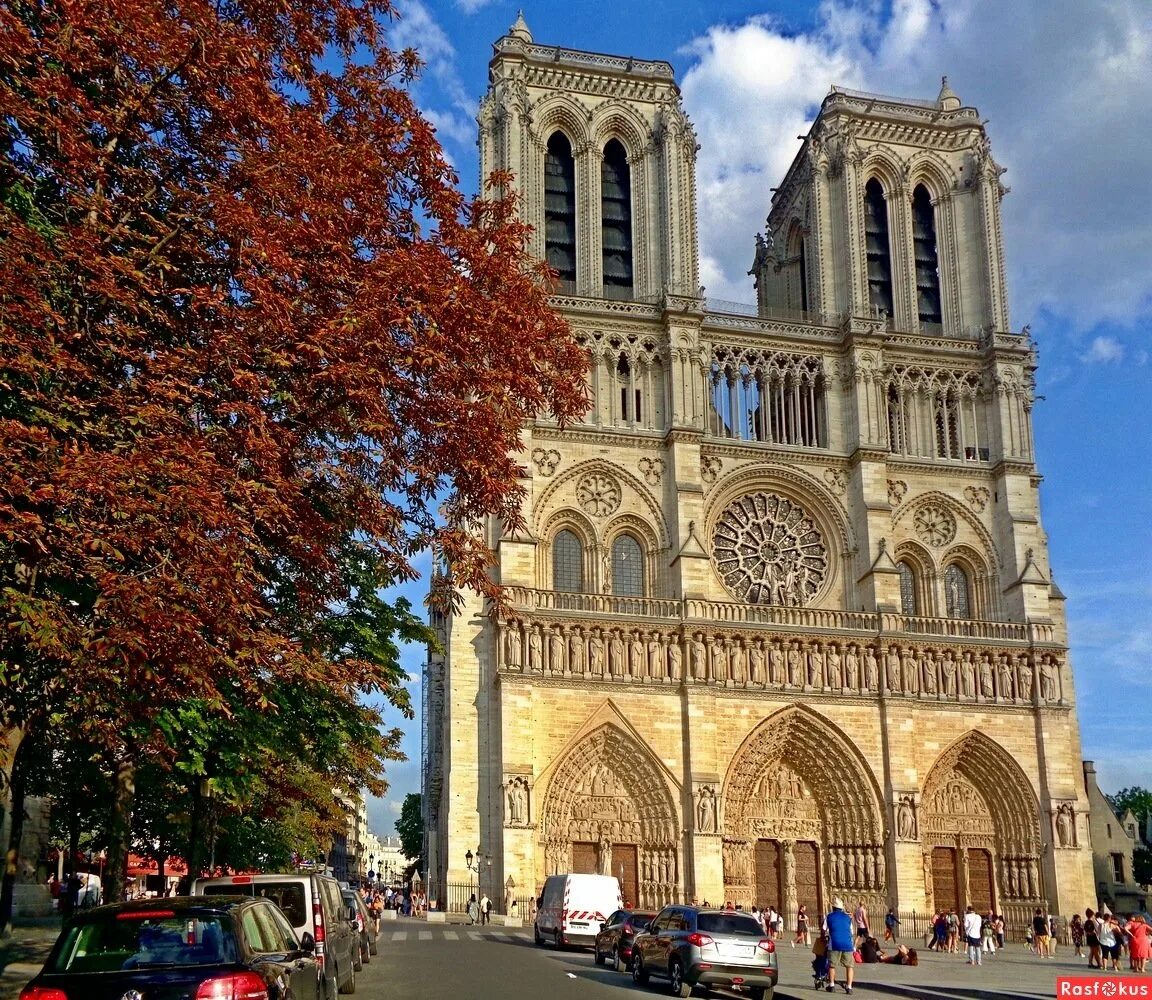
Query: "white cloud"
1080 335 1126 364
680 0 1152 337
455 0 496 11
391 0 478 138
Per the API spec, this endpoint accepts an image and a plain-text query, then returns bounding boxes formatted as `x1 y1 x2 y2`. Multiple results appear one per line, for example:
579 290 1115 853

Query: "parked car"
631 904 777 999
594 908 656 971
193 871 358 997
534 873 622 949
19 895 319 1000
342 889 377 966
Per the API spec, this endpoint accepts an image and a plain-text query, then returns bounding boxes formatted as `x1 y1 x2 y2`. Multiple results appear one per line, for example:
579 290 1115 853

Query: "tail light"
195 972 268 999
758 938 776 953
20 988 69 1000
686 932 714 947
623 922 634 935
312 896 326 968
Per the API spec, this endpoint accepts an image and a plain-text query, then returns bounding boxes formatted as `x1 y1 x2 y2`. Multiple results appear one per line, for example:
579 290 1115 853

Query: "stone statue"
668 641 682 681
960 651 975 698
589 631 606 677
941 650 957 698
886 646 902 692
610 631 625 678
897 796 917 840
730 641 747 685
826 645 842 689
709 640 727 684
901 647 919 695
507 623 522 667
648 636 665 680
691 636 707 680
507 778 528 825
921 650 938 695
550 629 566 674
1039 655 1057 701
1017 654 1033 700
697 787 717 833
630 635 645 679
787 641 803 686
769 641 785 685
865 645 879 691
845 644 860 691
979 653 994 697
597 836 611 876
569 632 585 674
1056 804 1074 847
807 642 825 687
749 640 766 686
997 654 1015 700
528 626 543 672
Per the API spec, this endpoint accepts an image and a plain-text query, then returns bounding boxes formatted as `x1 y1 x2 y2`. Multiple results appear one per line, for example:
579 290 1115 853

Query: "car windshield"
697 913 765 937
50 913 234 973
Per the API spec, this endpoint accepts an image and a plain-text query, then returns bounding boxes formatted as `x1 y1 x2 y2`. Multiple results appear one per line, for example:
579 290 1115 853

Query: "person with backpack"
884 908 899 942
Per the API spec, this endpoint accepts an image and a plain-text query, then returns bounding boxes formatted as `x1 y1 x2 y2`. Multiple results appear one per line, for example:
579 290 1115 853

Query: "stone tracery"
712 492 829 606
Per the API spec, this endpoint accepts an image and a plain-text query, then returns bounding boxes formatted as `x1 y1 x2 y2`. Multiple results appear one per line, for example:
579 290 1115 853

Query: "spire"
508 10 532 43
936 75 961 111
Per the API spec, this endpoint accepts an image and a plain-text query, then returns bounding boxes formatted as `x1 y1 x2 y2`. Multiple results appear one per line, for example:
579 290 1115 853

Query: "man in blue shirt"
824 896 856 994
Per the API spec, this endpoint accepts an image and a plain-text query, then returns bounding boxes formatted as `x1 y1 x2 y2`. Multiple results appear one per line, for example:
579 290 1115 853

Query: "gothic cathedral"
422 14 1095 925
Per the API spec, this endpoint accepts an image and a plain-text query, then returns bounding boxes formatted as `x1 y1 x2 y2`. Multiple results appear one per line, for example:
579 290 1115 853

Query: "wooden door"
931 847 958 913
571 842 597 875
754 840 782 911
967 849 994 913
794 841 821 919
612 844 639 907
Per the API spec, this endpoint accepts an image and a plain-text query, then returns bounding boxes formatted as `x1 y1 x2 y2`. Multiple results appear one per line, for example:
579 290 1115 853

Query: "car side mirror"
299 932 316 954
600 922 607 931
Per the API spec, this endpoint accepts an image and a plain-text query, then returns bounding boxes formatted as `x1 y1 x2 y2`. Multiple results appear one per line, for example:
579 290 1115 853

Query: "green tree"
1108 787 1152 823
396 793 423 867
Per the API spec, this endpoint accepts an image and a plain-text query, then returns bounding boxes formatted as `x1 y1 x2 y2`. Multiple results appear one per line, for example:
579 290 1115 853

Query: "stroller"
812 934 831 991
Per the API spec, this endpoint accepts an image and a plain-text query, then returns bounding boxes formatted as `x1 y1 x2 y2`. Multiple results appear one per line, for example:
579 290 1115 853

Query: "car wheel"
533 923 543 946
614 946 627 973
353 942 363 972
594 942 605 965
668 959 691 998
338 959 356 995
633 952 650 986
368 936 378 957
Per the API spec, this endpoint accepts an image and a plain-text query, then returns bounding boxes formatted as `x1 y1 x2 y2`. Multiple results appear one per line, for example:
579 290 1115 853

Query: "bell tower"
479 12 700 300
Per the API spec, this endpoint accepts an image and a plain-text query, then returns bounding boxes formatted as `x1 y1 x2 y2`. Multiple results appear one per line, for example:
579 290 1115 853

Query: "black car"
594 908 656 972
20 895 320 1000
341 889 377 967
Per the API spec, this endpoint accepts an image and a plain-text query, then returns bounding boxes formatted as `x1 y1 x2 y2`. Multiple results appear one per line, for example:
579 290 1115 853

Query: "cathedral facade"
422 15 1095 927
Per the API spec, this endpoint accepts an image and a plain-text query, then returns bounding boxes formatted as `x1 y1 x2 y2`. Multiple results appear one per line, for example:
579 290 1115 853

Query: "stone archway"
539 724 679 908
920 732 1043 923
722 706 886 920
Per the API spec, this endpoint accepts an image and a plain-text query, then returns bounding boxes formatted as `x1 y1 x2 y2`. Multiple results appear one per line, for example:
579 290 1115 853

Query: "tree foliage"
0 0 587 889
1108 788 1152 824
395 792 422 865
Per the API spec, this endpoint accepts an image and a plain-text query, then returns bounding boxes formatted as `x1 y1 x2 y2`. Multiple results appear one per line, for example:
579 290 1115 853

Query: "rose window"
712 492 828 606
577 473 621 518
913 504 956 547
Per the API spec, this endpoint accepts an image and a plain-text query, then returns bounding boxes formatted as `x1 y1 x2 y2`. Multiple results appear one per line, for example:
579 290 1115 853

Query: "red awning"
127 854 188 878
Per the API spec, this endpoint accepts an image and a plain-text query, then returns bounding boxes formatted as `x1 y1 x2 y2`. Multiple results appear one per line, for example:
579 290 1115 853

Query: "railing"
504 588 1053 645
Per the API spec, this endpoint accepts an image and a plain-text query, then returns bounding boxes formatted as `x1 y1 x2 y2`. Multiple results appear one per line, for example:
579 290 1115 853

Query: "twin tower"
423 14 1094 926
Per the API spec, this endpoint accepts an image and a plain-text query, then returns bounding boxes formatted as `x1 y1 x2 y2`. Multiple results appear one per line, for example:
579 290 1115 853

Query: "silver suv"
631 905 777 999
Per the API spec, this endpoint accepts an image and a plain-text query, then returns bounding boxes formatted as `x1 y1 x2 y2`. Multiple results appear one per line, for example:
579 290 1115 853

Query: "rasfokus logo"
1057 978 1151 997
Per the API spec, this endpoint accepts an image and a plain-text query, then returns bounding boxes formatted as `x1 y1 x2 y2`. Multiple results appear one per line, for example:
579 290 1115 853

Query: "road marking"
491 932 510 941
468 931 483 941
515 933 531 941
419 930 433 941
443 930 459 940
391 931 408 942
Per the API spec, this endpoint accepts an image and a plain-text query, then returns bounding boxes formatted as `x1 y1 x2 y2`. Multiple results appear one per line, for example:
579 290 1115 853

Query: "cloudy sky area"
366 0 1152 839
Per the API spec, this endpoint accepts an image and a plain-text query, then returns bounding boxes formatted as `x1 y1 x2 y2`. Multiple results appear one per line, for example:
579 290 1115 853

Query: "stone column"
781 839 798 931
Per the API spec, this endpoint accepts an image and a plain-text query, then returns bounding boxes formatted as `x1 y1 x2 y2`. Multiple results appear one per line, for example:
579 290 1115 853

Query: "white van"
534 873 622 948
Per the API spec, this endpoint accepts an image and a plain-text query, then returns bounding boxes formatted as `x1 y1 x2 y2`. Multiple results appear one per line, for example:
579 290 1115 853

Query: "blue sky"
366 0 1152 838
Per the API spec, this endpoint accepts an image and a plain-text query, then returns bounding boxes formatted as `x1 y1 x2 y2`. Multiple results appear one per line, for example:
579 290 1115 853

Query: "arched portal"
920 732 1043 923
539 724 679 907
722 707 886 919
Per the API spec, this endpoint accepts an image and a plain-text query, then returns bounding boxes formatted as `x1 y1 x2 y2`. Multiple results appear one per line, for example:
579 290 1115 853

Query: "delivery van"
534 873 622 948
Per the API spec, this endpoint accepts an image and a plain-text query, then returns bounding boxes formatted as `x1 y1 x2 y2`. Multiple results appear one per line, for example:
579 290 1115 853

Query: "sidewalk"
0 919 61 1000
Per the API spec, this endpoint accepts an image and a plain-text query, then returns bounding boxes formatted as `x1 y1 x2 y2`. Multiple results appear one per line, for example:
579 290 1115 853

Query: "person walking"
795 903 810 947
1085 908 1102 967
824 897 856 994
946 909 959 953
479 892 492 925
1126 914 1150 974
1097 910 1121 972
981 911 996 954
853 900 869 943
466 893 480 925
963 905 983 966
1032 908 1051 958
884 908 899 942
1070 914 1084 958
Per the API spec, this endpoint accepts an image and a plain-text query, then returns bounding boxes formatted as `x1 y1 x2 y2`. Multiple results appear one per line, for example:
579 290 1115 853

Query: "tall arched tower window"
545 132 577 291
912 185 942 324
601 139 633 299
611 535 644 597
864 178 894 318
898 561 918 616
944 564 971 619
553 529 583 593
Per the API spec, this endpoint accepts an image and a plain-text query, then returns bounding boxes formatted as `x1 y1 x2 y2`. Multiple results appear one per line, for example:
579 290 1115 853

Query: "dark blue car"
20 895 320 1000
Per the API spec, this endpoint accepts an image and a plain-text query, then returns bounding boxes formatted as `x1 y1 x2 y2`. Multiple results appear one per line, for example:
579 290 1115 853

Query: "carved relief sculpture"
577 473 621 518
697 786 718 834
896 795 917 840
1055 803 1076 848
913 504 957 547
506 776 530 827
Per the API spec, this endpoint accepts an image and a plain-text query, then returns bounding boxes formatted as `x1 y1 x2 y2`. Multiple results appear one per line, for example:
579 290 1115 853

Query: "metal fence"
890 909 1060 946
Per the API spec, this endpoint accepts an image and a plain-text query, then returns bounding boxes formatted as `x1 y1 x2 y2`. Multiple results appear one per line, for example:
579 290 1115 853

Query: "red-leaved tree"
0 0 587 903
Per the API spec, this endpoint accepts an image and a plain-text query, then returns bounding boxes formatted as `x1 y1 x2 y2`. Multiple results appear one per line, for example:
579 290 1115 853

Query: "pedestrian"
795 904 810 947
823 897 856 995
1085 908 1102 967
1126 914 1150 974
946 908 959 953
1097 910 1121 971
479 892 492 925
1032 908 1050 958
994 913 1005 951
853 900 869 943
963 905 983 966
884 908 899 943
1070 913 1084 958
981 911 996 954
466 893 479 925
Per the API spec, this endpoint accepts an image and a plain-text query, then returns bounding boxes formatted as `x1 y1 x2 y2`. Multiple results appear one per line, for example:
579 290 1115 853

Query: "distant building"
361 834 408 885
1083 761 1149 914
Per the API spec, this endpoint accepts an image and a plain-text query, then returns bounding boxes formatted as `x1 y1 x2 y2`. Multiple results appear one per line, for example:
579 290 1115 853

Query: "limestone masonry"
422 14 1095 927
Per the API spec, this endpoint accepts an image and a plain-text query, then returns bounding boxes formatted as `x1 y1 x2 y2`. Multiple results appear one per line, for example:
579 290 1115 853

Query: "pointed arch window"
898 561 918 616
611 535 644 597
912 185 942 324
545 132 576 291
864 178 894 318
944 564 971 619
553 529 583 593
601 139 633 299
